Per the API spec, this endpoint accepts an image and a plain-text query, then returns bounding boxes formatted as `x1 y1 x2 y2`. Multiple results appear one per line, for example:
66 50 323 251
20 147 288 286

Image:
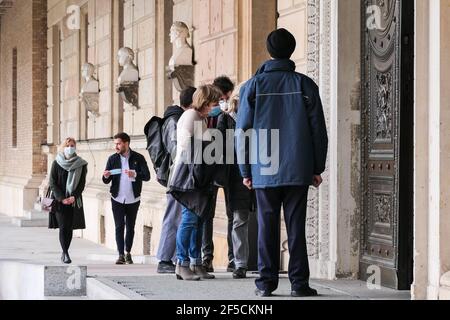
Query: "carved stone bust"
168 21 193 71
117 47 139 84
79 62 100 116
81 62 99 93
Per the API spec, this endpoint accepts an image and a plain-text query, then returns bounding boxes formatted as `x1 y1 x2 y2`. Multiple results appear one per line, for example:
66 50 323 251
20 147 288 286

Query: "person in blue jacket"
236 28 328 297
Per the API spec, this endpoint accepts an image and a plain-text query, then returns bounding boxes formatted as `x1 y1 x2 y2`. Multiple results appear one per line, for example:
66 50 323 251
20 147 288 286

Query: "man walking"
103 132 151 264
156 86 196 273
236 28 328 297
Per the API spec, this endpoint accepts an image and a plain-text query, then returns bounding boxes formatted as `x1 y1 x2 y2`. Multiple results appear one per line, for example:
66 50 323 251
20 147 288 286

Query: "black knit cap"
266 28 296 59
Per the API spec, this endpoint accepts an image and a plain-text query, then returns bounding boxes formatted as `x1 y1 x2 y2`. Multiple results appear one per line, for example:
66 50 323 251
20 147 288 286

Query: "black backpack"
144 116 171 187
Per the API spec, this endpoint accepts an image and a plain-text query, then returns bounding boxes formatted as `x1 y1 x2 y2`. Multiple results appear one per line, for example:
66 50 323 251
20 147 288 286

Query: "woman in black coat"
49 137 88 264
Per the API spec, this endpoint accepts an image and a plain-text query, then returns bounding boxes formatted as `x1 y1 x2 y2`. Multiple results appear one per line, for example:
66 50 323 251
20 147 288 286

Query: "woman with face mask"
48 138 88 264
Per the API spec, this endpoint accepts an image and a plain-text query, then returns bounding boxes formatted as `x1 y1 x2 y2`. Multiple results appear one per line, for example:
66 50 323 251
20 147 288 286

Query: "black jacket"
157 105 184 185
102 149 151 199
217 112 255 212
168 138 216 219
48 160 87 230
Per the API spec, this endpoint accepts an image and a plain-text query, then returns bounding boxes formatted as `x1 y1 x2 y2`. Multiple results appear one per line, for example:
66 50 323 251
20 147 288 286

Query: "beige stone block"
173 0 193 27
294 0 306 6
66 99 80 121
99 90 111 113
210 0 222 34
98 65 111 90
47 87 54 106
215 33 236 77
97 0 112 17
139 77 154 107
197 40 216 81
63 77 80 101
145 0 155 16
96 14 111 40
138 17 155 48
222 0 235 30
123 0 132 27
277 8 306 63
87 116 96 139
97 39 111 64
123 109 133 133
134 0 146 21
133 107 153 136
95 114 111 138
66 120 79 140
278 0 293 11
47 68 54 87
88 22 95 46
123 26 136 49
137 48 153 77
198 0 210 38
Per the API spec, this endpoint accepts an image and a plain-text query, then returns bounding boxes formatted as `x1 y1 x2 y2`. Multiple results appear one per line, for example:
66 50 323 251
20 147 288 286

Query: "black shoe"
116 255 126 265
232 267 247 279
157 261 176 274
202 259 214 273
255 288 272 297
125 253 133 264
227 261 236 272
291 286 318 297
62 252 72 264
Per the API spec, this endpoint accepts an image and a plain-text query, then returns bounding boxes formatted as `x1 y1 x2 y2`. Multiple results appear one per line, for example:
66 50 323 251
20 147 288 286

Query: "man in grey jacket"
156 86 196 273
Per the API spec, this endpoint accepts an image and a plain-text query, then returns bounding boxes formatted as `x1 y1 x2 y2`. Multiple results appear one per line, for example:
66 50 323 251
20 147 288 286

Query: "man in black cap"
236 28 328 297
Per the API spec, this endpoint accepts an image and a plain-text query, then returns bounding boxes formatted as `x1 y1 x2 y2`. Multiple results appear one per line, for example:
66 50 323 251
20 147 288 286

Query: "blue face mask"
64 146 76 158
208 106 222 117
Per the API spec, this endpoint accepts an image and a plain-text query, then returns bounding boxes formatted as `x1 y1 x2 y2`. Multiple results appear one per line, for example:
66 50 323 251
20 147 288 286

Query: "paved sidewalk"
0 214 411 300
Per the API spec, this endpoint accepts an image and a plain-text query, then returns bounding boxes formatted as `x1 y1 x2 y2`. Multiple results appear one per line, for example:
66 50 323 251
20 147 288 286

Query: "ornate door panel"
360 0 413 289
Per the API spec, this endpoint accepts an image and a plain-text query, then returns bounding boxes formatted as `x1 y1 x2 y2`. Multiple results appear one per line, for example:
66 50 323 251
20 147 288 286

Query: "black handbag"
41 187 55 213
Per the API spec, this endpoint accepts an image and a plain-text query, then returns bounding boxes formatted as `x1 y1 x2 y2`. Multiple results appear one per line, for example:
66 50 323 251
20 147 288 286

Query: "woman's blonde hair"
227 81 247 114
192 85 222 112
59 137 77 152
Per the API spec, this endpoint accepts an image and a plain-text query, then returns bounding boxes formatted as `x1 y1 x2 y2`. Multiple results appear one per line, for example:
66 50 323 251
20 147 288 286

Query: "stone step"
0 261 87 299
12 217 48 228
44 265 87 297
23 209 47 220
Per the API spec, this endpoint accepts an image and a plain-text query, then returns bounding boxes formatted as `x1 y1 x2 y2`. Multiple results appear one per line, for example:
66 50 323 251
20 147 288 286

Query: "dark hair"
179 86 197 108
113 132 131 143
213 76 235 96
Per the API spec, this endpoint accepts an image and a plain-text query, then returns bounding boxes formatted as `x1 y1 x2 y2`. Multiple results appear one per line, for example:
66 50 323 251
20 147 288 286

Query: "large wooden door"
360 0 414 290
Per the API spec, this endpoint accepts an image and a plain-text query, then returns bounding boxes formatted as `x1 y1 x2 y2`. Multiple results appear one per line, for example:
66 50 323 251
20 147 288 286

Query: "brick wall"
0 0 34 178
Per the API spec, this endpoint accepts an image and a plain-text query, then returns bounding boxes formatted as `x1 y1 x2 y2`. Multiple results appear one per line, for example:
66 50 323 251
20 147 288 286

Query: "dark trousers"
202 187 234 262
255 186 310 292
111 199 140 255
55 205 74 253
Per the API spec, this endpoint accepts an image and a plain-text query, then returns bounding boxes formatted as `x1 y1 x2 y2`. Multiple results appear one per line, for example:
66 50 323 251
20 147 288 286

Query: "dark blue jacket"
236 59 328 188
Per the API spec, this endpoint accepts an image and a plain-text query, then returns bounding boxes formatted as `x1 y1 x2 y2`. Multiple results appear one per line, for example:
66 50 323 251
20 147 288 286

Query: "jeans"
156 194 182 263
176 206 204 267
111 199 140 256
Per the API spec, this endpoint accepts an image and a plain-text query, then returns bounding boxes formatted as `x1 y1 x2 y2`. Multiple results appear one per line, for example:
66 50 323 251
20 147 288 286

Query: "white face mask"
219 100 229 112
64 146 76 158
